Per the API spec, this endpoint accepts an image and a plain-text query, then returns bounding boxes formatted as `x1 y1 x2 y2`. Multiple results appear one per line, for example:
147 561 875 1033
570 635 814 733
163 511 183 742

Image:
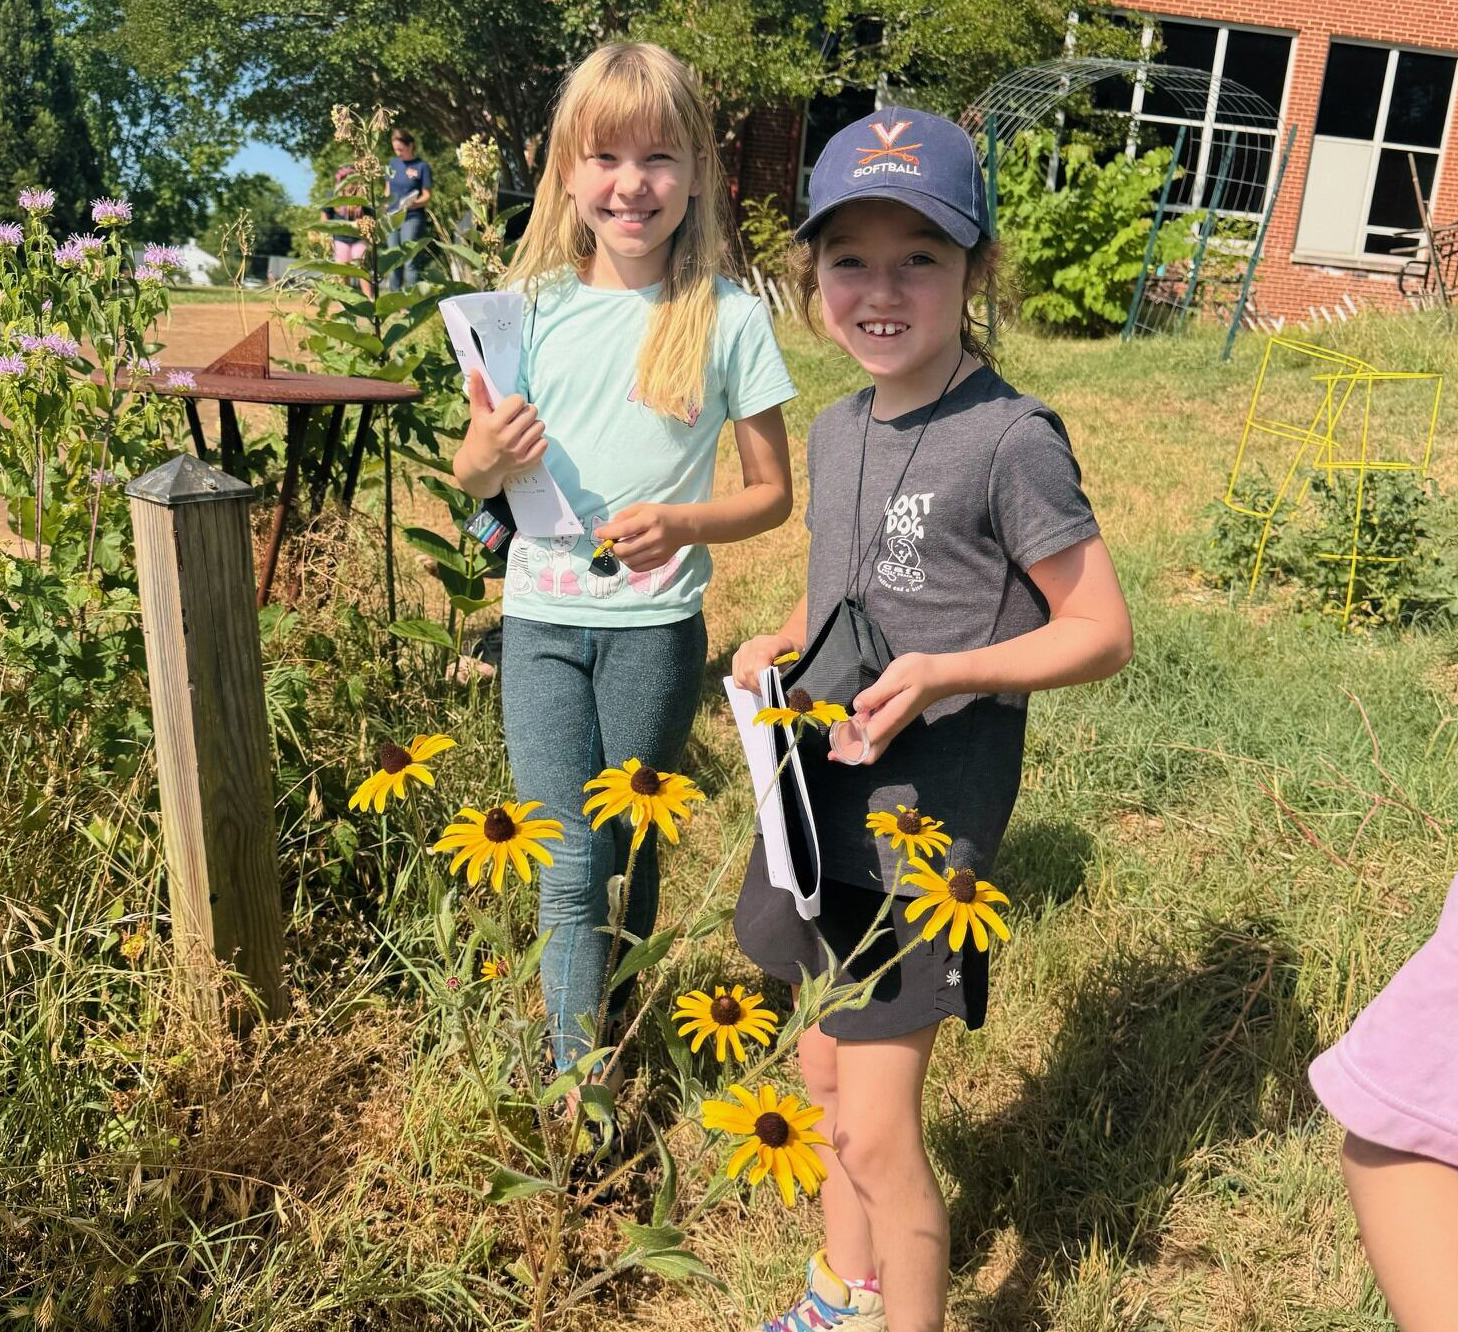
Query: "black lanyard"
844 350 965 608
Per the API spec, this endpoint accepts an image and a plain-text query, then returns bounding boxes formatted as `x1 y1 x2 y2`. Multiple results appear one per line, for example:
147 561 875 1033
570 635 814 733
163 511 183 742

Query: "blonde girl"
452 43 796 1087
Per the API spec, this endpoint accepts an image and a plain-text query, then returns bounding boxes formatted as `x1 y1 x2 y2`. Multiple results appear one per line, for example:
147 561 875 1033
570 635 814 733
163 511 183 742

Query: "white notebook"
439 292 582 538
722 666 822 920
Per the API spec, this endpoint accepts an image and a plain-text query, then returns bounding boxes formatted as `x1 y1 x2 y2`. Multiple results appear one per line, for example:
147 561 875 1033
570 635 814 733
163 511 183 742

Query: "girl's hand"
453 371 547 496
837 653 951 765
731 634 800 692
593 503 692 572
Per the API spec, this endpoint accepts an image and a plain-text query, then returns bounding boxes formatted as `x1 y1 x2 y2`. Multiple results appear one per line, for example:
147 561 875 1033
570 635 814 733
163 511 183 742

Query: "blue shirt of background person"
386 127 432 289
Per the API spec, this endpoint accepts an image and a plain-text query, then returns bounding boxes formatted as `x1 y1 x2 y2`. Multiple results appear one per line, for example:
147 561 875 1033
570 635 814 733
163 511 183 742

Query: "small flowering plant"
1 187 188 752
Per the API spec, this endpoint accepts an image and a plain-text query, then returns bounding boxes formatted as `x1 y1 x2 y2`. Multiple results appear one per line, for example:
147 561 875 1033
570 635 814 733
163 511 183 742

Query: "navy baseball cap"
796 107 990 248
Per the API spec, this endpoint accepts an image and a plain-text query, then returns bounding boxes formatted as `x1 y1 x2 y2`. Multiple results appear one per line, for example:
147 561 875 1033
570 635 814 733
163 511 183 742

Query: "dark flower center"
630 766 661 795
754 1111 790 1148
483 807 517 843
896 808 923 834
709 994 743 1026
786 688 814 714
948 869 978 903
379 741 411 774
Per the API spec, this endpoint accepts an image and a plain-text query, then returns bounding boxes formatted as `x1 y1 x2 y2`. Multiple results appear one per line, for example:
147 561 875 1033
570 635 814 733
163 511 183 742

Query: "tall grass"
4 309 1455 1328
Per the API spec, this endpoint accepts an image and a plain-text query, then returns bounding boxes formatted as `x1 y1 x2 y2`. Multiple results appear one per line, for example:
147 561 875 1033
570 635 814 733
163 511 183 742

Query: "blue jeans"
387 210 427 290
501 613 707 1069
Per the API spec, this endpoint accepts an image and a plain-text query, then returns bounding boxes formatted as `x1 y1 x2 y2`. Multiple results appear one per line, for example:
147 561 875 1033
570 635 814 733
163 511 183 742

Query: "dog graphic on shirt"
876 491 932 593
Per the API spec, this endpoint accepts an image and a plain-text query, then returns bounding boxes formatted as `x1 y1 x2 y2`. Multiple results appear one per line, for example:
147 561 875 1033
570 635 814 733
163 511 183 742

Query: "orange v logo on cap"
857 119 922 166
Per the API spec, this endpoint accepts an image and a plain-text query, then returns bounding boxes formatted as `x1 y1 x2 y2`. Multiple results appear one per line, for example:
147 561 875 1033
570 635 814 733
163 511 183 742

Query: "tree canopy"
0 0 106 231
106 0 1139 190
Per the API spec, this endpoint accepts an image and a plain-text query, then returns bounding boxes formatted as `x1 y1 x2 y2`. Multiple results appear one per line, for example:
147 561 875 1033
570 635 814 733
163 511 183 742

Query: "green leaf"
402 525 468 574
634 1248 723 1287
387 618 453 649
618 1220 685 1253
538 1046 615 1106
484 1163 559 1204
513 927 553 985
608 926 677 991
317 320 385 355
687 905 735 940
450 594 494 618
295 259 371 282
649 1118 677 1227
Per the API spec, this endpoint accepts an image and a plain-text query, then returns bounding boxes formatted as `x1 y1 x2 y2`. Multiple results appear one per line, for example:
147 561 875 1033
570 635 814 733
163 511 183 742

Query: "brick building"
730 5 1458 320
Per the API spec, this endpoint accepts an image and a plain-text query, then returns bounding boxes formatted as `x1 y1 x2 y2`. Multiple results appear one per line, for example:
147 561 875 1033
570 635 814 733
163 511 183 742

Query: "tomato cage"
963 57 1299 360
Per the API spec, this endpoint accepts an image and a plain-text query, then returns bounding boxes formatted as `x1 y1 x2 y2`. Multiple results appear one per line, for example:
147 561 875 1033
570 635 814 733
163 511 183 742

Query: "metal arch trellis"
962 58 1299 361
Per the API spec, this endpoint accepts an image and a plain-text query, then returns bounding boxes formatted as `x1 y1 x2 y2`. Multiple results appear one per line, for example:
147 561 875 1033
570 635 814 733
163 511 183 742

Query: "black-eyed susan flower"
582 757 704 852
753 687 847 730
702 1084 830 1208
866 805 953 859
348 734 455 813
901 857 1011 953
480 957 507 982
673 984 779 1061
431 800 564 893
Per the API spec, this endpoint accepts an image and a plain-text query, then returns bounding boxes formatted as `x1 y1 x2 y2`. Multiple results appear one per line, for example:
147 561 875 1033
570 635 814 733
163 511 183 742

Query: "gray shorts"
734 836 988 1041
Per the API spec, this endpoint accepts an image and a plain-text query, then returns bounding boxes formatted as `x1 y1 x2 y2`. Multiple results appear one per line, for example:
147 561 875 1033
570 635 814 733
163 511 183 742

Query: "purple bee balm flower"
14 333 43 352
41 300 51 312
126 354 160 374
0 354 26 378
91 197 132 227
0 222 22 247
70 233 104 254
134 264 165 284
18 187 55 214
141 243 185 271
164 370 197 391
54 240 87 268
41 333 81 359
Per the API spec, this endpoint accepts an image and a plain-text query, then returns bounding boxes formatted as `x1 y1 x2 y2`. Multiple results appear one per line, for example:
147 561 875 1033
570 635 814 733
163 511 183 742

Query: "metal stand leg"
256 405 313 608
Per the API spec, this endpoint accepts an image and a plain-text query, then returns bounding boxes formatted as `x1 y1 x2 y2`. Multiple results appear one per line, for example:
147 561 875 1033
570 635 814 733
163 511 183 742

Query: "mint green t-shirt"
501 274 796 627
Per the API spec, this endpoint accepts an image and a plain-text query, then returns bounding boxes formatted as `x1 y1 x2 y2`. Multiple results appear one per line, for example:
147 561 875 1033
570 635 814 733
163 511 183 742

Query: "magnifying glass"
829 714 871 765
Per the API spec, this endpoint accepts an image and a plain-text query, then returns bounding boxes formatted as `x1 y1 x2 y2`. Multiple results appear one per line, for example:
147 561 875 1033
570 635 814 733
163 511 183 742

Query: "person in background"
386 127 432 290
320 165 374 298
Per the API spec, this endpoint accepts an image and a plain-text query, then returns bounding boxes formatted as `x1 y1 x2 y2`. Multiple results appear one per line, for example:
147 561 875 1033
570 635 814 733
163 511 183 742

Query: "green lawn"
5 309 1455 1330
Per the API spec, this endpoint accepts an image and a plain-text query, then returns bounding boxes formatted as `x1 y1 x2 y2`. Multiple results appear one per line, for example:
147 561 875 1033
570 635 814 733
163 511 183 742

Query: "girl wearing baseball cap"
731 108 1133 1331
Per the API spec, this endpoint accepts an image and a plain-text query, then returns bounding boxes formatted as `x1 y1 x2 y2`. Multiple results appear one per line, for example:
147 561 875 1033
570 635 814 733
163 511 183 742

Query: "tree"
54 0 241 243
0 0 106 231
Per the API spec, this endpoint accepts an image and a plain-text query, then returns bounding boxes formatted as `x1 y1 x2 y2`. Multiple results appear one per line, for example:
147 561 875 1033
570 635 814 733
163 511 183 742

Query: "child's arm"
450 370 548 499
731 592 807 690
843 536 1133 764
591 404 793 571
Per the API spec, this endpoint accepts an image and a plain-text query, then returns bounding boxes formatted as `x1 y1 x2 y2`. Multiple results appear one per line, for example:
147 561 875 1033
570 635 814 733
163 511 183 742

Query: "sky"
228 139 314 203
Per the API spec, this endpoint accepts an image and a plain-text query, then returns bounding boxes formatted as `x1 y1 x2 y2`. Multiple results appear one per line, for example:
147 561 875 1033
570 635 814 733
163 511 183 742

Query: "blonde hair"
503 42 730 422
791 230 1002 373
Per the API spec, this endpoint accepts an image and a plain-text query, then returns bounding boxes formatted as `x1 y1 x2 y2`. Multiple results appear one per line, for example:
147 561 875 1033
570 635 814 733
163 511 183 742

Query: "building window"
1295 42 1457 260
1094 17 1293 218
798 88 878 205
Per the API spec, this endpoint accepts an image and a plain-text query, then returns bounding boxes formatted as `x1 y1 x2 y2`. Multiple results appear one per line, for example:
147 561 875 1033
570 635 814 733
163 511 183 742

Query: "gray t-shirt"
801 364 1101 895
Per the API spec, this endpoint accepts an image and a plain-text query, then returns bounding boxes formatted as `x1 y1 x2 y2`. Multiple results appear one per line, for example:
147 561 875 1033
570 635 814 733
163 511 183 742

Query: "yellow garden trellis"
1221 335 1443 628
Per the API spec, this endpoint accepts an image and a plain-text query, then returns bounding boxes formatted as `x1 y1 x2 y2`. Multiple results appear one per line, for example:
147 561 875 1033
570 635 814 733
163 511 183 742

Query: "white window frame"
1294 38 1458 265
1115 14 1296 221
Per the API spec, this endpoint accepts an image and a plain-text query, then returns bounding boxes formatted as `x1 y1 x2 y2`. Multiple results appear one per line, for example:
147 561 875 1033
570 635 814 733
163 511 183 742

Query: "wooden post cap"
126 454 255 507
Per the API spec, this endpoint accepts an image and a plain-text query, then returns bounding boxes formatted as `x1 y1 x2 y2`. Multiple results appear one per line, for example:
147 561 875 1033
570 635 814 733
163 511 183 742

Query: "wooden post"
126 455 285 1024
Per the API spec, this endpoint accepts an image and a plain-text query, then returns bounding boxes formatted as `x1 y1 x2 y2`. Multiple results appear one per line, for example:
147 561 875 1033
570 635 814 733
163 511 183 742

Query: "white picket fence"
742 266 802 324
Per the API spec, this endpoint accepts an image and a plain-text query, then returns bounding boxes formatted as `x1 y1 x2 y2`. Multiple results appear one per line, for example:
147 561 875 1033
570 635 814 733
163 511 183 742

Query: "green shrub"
997 129 1199 334
739 194 795 283
1197 468 1458 627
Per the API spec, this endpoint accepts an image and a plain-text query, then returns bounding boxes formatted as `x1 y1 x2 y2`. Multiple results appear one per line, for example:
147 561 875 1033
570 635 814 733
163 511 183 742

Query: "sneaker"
757 1250 887 1332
